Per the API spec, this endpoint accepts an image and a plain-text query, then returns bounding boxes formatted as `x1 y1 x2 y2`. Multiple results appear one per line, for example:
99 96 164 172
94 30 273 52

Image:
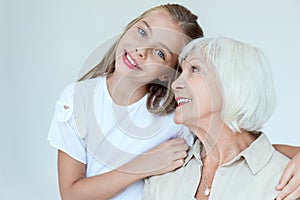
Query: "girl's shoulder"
55 77 102 121
58 77 103 102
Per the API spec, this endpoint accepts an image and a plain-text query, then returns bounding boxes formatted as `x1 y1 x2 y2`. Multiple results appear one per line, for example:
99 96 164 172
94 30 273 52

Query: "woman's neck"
192 122 255 166
106 73 147 106
192 117 255 200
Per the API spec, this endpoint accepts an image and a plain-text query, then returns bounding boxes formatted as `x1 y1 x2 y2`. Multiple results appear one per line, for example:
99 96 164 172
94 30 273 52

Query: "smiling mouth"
123 51 142 70
175 97 192 108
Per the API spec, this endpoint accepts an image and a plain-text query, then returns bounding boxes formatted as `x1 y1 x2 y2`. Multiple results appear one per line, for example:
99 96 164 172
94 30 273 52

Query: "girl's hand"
119 138 189 177
276 152 300 200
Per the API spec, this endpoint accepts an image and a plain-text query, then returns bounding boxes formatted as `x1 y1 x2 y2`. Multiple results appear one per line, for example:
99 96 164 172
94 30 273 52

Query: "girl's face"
115 11 186 83
172 53 223 130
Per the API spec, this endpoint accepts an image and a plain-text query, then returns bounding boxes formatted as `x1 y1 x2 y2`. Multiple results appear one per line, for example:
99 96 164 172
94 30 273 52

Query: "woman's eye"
138 28 147 37
155 49 165 60
191 66 200 72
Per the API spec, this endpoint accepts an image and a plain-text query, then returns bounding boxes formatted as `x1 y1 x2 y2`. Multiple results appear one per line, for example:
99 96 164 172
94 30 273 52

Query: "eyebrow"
142 20 174 59
142 20 152 34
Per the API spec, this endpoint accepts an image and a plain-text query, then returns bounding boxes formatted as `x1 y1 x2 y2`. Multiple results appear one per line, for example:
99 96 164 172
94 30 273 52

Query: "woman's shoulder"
271 149 291 168
143 156 199 199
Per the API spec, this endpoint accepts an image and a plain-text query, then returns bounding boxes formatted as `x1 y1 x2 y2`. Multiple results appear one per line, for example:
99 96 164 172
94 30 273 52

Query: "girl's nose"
135 48 147 59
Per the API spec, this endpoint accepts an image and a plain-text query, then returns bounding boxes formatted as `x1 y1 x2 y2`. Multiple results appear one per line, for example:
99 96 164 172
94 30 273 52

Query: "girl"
49 4 204 200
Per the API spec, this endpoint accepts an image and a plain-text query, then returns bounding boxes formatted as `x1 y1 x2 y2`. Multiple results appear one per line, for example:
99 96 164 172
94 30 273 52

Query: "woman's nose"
172 74 184 91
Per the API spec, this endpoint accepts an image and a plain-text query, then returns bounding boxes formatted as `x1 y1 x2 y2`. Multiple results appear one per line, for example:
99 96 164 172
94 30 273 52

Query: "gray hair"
179 37 276 132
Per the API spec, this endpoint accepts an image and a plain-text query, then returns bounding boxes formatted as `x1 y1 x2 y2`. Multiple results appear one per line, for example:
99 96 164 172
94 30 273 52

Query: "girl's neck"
106 73 147 106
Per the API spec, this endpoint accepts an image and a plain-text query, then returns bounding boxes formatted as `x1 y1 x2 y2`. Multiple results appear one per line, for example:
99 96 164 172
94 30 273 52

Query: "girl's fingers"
276 162 295 190
276 175 297 200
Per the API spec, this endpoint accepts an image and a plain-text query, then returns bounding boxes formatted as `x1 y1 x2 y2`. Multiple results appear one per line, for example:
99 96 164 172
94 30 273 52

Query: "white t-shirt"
48 76 193 200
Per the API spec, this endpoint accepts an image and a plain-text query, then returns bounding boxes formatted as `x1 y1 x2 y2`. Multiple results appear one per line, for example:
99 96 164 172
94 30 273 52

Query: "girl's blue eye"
155 49 165 60
138 28 147 37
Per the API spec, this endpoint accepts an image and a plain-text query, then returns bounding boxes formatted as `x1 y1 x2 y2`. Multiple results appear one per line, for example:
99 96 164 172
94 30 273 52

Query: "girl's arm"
58 150 145 200
273 145 300 200
274 144 300 159
58 138 188 200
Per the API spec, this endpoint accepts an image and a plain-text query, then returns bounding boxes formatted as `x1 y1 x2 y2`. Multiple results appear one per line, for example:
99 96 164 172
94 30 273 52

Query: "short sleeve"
47 83 87 164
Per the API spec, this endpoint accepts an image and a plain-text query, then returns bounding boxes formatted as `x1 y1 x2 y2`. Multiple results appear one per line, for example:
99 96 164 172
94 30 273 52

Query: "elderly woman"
142 37 291 200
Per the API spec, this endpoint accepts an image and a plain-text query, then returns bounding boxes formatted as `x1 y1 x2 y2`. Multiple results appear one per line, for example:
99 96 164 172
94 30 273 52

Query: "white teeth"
126 53 137 66
177 98 191 104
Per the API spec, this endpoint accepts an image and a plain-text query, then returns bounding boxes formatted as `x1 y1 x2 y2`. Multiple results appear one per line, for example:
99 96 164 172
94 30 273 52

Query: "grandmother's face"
172 53 223 129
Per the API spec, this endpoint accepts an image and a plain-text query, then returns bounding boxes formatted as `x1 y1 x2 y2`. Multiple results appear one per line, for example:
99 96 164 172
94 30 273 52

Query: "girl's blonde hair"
79 4 204 114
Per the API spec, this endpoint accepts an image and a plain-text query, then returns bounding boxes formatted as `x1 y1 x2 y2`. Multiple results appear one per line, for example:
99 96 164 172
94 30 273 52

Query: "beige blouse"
143 133 290 200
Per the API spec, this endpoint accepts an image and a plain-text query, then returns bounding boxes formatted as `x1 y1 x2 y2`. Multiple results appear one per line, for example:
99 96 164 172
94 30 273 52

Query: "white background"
1 0 299 199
